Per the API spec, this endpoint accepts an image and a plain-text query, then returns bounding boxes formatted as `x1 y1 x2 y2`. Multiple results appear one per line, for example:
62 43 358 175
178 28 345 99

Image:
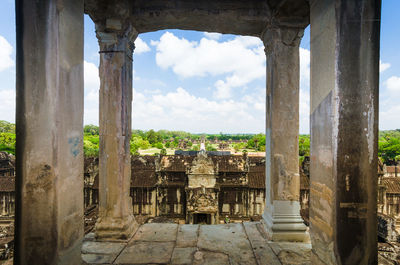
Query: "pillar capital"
261 26 304 56
96 20 138 57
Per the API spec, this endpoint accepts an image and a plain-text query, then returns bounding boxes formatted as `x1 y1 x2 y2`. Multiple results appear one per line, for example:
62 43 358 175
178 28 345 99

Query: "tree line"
1 121 399 164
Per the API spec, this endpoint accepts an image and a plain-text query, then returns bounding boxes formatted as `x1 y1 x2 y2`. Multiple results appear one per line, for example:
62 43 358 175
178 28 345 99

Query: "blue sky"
0 1 399 134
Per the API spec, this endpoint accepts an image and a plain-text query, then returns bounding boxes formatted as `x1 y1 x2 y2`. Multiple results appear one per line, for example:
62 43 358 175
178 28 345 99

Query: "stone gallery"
89 152 267 224
14 0 382 264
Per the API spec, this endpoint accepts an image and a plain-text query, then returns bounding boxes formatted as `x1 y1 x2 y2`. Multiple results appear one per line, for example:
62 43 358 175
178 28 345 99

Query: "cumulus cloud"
0 35 14 72
380 60 391 73
299 48 310 134
84 61 100 125
0 90 15 122
134 37 151 54
203 32 222 40
377 75 400 130
385 76 400 92
152 32 265 99
132 87 264 133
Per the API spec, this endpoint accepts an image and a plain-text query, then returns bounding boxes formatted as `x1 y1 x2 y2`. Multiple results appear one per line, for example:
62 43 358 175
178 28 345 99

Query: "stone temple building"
0 153 15 219
14 0 384 264
128 152 264 224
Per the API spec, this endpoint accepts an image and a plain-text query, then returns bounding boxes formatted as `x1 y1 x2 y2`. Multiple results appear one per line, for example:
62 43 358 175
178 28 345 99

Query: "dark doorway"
193 213 211 224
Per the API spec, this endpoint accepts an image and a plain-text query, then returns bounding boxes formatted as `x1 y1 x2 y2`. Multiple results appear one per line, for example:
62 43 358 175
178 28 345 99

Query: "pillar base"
95 214 138 242
262 200 310 242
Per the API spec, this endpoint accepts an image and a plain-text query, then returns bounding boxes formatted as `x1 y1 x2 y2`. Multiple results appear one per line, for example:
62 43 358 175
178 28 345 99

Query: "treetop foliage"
1 122 399 164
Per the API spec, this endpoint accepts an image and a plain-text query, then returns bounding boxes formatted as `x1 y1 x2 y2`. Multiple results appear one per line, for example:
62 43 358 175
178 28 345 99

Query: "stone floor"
82 222 311 265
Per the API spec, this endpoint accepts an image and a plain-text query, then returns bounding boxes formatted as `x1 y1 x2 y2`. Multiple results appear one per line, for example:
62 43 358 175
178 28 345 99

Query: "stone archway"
14 0 381 264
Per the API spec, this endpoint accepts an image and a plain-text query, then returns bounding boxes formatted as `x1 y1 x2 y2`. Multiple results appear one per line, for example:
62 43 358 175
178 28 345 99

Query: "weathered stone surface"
114 241 174 264
192 250 230 265
85 0 309 36
243 222 281 265
95 25 138 241
80 223 312 264
269 242 311 265
15 0 84 264
171 247 197 265
197 223 257 265
309 0 381 264
82 241 125 255
261 25 309 242
133 223 178 242
176 224 199 247
82 253 116 264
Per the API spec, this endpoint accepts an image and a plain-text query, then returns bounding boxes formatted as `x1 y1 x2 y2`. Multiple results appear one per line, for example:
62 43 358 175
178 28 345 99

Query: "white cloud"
0 90 15 122
153 32 265 99
299 48 310 134
84 61 100 125
134 37 151 54
380 104 400 130
386 76 400 92
132 87 264 133
380 60 391 73
0 35 14 72
203 32 222 40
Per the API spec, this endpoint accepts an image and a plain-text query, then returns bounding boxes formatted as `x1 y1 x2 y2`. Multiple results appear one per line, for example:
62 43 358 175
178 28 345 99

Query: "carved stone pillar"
261 26 309 242
95 21 138 241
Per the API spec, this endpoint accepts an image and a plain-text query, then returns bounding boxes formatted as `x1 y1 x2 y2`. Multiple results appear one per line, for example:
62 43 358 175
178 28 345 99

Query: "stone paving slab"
132 223 178 242
269 242 311 265
176 224 199 247
114 241 175 264
82 253 117 264
192 250 230 265
243 222 281 265
197 223 257 265
82 241 126 255
171 247 197 264
81 222 311 264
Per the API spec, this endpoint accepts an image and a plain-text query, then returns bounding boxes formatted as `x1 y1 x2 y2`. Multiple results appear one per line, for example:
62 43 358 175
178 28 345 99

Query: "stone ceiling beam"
85 0 309 37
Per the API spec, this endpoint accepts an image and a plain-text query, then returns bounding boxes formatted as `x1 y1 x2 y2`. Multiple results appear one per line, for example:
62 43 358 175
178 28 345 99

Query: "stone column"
15 0 84 264
309 0 381 264
94 21 138 241
261 26 309 242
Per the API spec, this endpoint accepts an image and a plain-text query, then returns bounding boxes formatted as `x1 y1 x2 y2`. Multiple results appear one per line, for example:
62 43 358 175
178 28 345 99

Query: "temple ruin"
14 0 383 264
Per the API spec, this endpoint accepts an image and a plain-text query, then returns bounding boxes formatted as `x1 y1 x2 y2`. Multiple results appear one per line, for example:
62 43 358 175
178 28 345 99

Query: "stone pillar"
309 0 380 264
261 26 309 242
95 22 138 241
2 194 6 216
15 0 84 264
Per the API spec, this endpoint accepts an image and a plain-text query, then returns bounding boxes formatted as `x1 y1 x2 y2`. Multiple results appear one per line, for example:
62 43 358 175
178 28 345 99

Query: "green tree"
154 142 164 149
0 133 16 154
160 148 167 155
84 125 99 135
0 121 15 133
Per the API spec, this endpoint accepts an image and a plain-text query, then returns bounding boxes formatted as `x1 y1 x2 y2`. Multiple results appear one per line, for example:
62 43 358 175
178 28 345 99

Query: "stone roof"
159 155 193 172
0 177 15 192
300 172 310 190
131 156 158 188
248 172 265 188
248 156 265 189
214 156 246 172
386 166 400 174
382 178 400 194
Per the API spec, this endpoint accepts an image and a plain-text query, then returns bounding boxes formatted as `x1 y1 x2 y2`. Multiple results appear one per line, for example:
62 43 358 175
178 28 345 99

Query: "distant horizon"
1 119 399 135
1 1 400 134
